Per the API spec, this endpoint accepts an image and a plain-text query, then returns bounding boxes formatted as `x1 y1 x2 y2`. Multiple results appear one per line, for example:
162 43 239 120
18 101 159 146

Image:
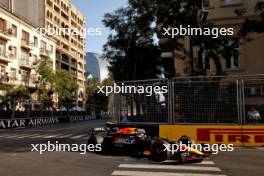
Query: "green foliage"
86 77 114 110
156 0 236 76
53 70 78 103
103 0 161 81
33 57 55 100
236 1 264 38
0 86 31 110
6 86 31 100
103 0 238 78
0 86 30 101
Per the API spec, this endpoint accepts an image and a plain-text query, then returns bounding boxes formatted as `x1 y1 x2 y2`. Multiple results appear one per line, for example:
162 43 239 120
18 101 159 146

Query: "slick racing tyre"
101 136 113 153
150 139 170 162
87 134 104 145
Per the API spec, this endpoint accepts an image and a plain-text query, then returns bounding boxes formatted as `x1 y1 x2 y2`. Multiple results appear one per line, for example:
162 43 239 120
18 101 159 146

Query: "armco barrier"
159 125 264 147
0 115 97 129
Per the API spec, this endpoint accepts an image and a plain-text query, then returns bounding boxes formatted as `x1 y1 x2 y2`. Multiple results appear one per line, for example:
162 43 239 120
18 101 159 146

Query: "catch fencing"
113 75 264 125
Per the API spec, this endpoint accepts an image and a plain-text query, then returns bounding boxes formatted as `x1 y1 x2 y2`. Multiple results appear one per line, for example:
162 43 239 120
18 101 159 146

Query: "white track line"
1 134 21 139
29 134 50 139
56 134 75 138
70 134 86 139
16 134 38 139
42 134 61 139
118 164 221 171
112 171 226 176
124 158 215 165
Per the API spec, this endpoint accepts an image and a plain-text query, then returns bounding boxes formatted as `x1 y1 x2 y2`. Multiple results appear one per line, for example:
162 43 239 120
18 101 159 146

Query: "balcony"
71 61 77 68
71 70 77 78
21 39 33 50
19 58 31 69
0 50 12 63
0 76 19 85
0 29 11 41
40 48 51 57
46 0 53 7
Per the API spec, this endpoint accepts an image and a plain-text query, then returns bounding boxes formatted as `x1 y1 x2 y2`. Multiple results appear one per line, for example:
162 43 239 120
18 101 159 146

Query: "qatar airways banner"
0 115 97 129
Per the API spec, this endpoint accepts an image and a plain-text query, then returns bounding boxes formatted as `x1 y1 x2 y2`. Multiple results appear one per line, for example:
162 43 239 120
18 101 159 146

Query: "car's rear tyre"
87 135 104 145
101 136 113 153
150 139 170 162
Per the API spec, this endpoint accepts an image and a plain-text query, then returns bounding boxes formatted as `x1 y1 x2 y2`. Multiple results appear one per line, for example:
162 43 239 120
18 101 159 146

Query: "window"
22 30 30 45
225 42 240 69
224 0 242 5
0 40 6 57
50 44 54 53
33 36 38 47
21 70 29 82
40 40 47 49
0 18 6 31
32 55 38 63
0 65 6 76
10 46 17 59
11 24 17 36
10 68 16 81
21 49 30 64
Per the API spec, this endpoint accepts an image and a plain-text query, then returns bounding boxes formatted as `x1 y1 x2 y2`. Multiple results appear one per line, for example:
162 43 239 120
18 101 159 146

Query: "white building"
0 6 56 99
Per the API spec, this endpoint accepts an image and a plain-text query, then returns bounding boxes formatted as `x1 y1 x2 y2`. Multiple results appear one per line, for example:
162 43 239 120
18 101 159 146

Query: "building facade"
158 0 264 77
0 0 86 106
0 6 56 100
85 52 109 82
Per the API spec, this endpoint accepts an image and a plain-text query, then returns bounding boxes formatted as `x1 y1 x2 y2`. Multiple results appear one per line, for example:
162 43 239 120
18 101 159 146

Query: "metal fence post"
11 100 15 119
236 79 242 125
241 78 246 125
168 80 173 125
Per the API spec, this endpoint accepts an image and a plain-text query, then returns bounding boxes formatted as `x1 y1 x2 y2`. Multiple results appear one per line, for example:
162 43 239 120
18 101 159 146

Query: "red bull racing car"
87 124 211 162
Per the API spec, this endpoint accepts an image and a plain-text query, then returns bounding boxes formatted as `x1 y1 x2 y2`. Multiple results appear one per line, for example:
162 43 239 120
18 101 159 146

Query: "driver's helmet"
136 128 146 138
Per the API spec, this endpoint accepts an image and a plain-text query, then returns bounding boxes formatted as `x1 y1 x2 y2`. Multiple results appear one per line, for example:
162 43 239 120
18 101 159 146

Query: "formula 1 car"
87 123 211 162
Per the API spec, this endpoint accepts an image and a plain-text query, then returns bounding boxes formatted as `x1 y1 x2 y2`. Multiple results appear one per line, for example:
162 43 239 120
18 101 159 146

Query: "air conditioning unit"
8 45 13 51
7 28 13 35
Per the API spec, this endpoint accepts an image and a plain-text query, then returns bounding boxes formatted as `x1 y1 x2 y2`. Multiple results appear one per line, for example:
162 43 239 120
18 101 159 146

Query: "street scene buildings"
159 0 264 76
0 5 56 100
0 0 86 107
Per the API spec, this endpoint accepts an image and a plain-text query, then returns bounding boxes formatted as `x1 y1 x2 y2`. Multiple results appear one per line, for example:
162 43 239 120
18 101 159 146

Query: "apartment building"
0 0 86 107
158 0 264 77
0 5 56 100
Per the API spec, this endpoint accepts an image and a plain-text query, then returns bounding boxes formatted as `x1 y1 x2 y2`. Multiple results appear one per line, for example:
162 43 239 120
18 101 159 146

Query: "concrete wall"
12 0 44 27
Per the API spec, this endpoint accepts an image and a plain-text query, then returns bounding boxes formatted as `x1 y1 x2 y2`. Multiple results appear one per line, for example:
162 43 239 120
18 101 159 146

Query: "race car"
87 123 211 162
87 125 150 155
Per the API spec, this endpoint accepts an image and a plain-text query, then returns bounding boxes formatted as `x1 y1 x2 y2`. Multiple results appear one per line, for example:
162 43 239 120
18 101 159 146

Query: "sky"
71 0 128 54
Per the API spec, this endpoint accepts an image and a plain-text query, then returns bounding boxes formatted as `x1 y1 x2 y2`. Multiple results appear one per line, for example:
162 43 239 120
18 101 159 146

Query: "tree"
235 1 264 38
0 86 30 111
32 56 55 101
103 0 237 79
103 0 161 82
86 77 114 113
156 0 236 76
53 70 78 105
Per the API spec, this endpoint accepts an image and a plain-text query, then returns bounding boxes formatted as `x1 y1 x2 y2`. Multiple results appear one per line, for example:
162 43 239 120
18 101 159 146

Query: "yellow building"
0 5 56 100
159 0 264 77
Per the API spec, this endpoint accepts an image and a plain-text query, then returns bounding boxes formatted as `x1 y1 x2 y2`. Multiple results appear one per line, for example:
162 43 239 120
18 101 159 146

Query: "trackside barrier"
114 75 264 146
0 115 98 129
159 125 264 147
